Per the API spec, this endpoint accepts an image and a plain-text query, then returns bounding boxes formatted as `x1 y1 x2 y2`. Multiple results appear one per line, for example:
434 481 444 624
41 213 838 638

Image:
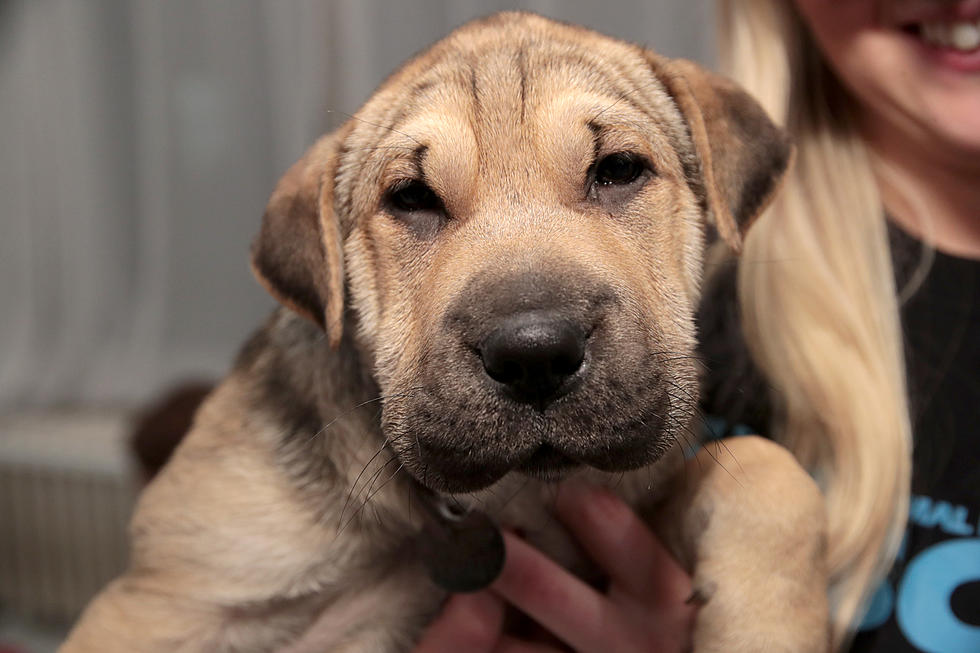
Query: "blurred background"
0 1 714 650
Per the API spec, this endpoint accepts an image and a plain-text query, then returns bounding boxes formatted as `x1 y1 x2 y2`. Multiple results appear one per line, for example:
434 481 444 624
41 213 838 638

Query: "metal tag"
415 500 505 593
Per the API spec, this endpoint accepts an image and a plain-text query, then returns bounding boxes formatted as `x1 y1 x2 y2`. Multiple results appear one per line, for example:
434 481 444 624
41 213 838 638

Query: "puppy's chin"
404 458 514 494
515 444 580 481
386 410 675 494
402 443 581 493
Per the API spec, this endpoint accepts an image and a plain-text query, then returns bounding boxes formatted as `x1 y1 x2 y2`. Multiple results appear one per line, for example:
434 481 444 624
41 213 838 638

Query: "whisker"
591 78 664 121
500 476 533 515
691 430 742 486
339 441 390 528
309 386 427 444
360 462 406 522
714 438 746 476
668 420 702 460
345 145 418 154
612 470 626 490
326 109 423 146
338 455 401 536
650 350 713 364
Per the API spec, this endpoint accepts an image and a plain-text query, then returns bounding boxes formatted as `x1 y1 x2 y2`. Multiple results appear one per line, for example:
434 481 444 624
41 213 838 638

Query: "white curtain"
0 0 714 409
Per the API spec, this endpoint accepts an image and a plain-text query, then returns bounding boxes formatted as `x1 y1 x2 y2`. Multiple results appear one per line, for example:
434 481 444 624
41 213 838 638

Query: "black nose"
480 312 586 403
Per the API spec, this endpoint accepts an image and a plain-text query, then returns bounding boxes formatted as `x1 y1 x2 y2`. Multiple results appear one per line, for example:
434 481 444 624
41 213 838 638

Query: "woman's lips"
902 20 980 73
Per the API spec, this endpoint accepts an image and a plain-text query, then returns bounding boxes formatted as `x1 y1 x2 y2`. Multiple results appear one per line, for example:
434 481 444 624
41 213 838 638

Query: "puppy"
62 12 828 653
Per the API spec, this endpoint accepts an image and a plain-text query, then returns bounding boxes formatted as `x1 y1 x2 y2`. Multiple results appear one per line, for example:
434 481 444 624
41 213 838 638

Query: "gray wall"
0 0 715 409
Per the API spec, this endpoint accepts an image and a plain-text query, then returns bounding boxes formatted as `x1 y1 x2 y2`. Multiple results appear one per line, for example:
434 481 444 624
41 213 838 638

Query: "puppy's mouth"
398 437 588 494
386 392 675 493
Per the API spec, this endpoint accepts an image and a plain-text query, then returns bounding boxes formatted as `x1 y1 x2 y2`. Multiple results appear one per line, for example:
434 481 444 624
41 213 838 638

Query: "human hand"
414 483 697 653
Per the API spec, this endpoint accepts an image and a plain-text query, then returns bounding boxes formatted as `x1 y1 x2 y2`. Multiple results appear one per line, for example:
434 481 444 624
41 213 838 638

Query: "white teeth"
919 20 980 51
952 21 980 50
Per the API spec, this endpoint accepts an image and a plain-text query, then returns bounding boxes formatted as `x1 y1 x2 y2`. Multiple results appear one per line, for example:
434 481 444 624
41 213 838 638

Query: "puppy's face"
253 13 791 493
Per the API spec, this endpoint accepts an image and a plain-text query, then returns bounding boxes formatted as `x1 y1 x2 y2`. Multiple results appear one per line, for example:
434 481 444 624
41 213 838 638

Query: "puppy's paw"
688 569 829 653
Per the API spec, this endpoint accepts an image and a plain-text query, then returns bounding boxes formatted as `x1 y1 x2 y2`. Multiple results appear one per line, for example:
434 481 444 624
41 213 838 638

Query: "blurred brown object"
129 382 214 482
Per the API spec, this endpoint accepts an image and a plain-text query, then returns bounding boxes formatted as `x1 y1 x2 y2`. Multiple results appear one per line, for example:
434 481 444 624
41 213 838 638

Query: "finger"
491 531 620 652
555 482 692 605
413 592 505 653
493 635 566 653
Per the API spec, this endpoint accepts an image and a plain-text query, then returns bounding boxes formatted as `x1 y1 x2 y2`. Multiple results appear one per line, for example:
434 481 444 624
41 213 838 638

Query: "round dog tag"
416 502 505 593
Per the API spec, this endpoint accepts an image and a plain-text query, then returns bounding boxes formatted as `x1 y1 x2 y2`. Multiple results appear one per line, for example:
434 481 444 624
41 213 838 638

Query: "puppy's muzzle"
479 311 587 406
384 266 678 492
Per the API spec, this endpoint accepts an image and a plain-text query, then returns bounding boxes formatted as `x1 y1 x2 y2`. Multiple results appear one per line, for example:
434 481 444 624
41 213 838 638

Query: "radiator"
0 411 137 624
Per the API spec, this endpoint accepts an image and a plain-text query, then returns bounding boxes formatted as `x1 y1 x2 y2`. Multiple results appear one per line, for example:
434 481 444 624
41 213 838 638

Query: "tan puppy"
62 12 828 653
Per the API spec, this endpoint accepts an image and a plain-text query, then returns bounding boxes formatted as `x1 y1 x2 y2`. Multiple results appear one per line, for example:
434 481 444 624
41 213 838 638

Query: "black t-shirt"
698 224 980 652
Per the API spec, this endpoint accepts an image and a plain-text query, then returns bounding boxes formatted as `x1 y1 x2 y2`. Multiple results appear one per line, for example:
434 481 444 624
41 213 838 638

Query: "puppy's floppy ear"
251 131 346 348
652 57 793 252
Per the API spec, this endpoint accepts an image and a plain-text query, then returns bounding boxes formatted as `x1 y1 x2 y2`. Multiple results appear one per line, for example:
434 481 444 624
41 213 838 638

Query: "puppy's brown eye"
384 179 448 238
387 180 443 213
595 153 644 186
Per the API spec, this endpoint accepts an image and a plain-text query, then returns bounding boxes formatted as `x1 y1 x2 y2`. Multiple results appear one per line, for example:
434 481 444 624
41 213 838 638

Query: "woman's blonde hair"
717 1 912 648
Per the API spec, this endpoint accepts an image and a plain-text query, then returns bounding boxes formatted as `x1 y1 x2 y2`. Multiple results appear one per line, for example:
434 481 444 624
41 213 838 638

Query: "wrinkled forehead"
336 19 692 213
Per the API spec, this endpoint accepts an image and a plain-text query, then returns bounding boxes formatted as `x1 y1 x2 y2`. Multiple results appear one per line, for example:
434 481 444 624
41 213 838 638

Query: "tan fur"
62 13 826 653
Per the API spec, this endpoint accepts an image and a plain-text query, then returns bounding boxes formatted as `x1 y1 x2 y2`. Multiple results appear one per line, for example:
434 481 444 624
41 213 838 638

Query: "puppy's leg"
58 577 310 653
655 436 829 653
59 451 336 653
279 577 445 653
64 562 441 653
60 381 415 652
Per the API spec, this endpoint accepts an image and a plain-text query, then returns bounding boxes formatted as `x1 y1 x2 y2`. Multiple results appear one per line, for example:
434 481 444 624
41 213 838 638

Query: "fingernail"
685 581 716 606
